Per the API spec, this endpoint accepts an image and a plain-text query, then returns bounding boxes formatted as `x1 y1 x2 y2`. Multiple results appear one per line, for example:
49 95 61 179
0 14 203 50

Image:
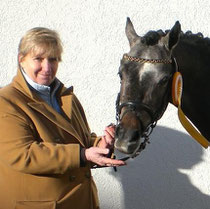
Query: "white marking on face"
138 63 164 83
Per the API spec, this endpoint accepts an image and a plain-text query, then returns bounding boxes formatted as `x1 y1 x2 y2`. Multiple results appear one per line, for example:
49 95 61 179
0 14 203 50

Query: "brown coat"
0 69 100 209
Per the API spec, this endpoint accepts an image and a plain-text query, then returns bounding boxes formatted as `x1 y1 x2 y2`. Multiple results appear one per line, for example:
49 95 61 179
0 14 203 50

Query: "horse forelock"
141 31 161 46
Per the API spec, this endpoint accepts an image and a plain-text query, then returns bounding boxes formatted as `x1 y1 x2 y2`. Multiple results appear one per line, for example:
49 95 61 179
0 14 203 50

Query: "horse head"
114 18 181 155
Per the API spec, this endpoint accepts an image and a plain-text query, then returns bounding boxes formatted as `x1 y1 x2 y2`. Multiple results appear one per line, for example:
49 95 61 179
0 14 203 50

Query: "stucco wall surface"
0 0 209 208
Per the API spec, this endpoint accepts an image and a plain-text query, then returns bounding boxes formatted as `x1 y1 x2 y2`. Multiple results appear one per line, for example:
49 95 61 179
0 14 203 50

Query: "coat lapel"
28 101 85 147
60 86 73 120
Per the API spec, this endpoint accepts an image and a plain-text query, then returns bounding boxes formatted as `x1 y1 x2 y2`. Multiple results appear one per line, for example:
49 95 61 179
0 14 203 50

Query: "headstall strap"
123 54 172 64
112 54 175 171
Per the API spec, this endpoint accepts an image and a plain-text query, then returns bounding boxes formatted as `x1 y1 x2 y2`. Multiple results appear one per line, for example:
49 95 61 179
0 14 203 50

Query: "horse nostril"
115 124 123 138
130 130 140 142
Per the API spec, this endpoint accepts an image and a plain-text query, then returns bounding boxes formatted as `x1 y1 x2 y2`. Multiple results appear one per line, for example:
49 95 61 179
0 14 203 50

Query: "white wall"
1 0 209 208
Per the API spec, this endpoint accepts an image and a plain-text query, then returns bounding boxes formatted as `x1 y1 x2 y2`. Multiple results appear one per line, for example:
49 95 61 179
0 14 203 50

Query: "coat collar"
13 68 68 101
12 68 85 146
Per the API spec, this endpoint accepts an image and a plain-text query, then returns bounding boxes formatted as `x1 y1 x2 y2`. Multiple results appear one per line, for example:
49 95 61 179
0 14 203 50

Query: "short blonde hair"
18 27 63 63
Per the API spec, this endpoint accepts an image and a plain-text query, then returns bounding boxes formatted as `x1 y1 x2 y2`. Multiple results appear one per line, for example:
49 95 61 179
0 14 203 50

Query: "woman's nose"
42 59 51 71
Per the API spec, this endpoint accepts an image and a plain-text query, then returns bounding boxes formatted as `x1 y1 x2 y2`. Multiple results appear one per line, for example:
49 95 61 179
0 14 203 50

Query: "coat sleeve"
0 97 80 175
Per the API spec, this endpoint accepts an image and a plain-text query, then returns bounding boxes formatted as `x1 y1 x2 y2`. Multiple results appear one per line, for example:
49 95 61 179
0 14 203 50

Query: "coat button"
85 172 91 179
69 175 76 181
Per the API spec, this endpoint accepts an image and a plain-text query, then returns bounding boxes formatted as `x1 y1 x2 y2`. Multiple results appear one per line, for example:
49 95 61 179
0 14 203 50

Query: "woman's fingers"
104 125 115 138
85 147 126 167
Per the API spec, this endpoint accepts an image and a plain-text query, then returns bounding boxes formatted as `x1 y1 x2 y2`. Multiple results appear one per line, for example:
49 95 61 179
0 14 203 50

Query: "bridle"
93 53 177 171
123 54 173 64
115 53 176 161
115 95 157 161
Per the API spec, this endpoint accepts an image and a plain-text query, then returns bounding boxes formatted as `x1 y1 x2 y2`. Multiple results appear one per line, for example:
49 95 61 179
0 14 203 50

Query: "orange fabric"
172 72 209 148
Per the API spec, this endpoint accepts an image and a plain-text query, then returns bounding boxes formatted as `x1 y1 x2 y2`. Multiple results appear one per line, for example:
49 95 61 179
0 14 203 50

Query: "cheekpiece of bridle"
115 53 174 162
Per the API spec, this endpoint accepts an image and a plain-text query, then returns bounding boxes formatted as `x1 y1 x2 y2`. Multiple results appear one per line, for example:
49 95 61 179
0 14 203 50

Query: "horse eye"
118 71 123 80
159 76 170 86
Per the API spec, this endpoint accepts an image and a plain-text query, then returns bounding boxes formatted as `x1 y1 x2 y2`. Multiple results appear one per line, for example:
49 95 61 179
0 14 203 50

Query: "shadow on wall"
109 126 210 209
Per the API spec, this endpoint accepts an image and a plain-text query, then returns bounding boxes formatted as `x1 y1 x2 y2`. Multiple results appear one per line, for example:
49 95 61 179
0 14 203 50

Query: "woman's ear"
18 54 24 68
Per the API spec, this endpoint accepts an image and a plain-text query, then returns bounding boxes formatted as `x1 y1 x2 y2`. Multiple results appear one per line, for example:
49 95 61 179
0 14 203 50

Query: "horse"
114 18 210 156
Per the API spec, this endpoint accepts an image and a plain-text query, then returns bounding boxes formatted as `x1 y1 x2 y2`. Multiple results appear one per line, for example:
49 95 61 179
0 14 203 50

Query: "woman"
0 27 125 209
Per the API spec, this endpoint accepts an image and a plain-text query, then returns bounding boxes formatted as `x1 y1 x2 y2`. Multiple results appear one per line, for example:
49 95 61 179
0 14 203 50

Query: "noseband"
115 54 175 159
116 94 157 133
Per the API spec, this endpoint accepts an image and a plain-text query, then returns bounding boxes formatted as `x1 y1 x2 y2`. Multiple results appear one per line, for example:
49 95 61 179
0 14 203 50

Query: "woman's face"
19 48 59 86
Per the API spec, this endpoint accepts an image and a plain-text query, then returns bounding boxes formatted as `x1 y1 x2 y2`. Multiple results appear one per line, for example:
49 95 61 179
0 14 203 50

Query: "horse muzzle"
114 122 142 154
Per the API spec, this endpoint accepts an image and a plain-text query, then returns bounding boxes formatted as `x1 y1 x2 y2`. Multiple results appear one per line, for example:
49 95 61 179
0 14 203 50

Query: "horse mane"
141 29 210 48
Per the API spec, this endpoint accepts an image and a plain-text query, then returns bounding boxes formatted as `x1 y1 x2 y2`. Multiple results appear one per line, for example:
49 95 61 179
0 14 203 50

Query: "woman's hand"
85 124 126 167
85 147 126 167
98 124 116 149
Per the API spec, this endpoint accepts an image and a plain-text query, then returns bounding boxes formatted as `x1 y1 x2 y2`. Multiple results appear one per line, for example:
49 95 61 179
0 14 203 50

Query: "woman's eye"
48 57 58 62
34 57 43 61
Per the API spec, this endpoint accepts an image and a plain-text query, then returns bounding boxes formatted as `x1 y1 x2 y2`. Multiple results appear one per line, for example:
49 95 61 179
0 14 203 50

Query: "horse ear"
125 17 140 48
168 21 181 49
162 21 181 50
